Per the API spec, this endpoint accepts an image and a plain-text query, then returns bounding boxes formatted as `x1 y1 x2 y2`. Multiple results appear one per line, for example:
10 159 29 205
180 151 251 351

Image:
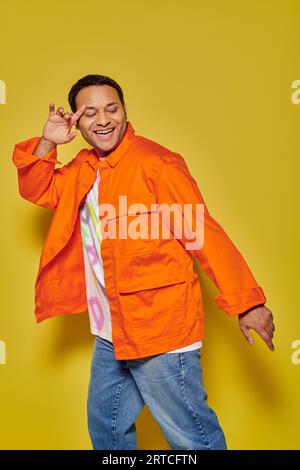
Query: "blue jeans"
87 336 227 450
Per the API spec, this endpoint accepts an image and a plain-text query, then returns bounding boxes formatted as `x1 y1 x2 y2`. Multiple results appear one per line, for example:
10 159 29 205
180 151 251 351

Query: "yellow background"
1 0 299 450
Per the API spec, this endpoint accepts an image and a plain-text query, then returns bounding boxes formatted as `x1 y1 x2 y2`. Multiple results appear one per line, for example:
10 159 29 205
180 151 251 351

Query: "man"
12 74 275 450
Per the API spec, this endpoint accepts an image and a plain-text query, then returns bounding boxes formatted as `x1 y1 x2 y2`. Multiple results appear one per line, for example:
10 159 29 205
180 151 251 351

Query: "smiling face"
75 85 128 156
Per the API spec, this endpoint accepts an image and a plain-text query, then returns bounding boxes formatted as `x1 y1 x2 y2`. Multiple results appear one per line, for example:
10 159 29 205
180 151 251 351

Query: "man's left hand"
238 305 275 351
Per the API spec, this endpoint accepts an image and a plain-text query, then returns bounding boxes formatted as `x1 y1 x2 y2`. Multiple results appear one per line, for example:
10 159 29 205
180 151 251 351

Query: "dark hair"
68 74 126 115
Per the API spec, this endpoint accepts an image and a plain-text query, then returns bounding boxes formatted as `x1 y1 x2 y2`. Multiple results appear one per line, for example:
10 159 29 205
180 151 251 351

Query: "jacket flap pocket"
111 197 159 219
117 267 186 294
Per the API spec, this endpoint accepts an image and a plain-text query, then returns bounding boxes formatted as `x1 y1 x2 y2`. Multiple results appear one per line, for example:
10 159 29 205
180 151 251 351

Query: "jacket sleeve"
156 154 267 316
12 137 75 210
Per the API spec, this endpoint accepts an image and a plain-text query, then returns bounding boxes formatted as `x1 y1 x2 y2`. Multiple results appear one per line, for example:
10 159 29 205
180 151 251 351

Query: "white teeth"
95 129 114 135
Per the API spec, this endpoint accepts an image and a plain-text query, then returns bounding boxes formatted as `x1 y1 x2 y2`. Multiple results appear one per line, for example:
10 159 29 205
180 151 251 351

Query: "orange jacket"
12 121 266 359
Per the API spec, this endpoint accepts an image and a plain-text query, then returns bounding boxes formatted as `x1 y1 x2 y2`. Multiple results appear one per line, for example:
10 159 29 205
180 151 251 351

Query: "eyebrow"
85 102 119 110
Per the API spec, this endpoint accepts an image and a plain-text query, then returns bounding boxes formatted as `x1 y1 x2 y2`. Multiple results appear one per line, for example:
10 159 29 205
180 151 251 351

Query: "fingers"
256 306 275 350
239 305 275 351
48 103 85 130
263 310 275 342
257 328 275 351
70 104 87 125
49 104 66 119
56 106 65 117
51 105 76 125
65 131 77 142
264 321 275 338
240 325 254 345
63 112 72 121
241 324 275 351
59 109 73 124
49 103 55 116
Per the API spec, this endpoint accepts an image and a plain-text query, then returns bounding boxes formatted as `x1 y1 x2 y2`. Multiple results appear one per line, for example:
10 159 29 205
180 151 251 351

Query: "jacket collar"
85 120 136 170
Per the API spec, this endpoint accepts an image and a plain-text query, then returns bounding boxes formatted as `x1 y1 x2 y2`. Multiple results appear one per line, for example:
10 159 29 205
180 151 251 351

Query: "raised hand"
42 103 87 145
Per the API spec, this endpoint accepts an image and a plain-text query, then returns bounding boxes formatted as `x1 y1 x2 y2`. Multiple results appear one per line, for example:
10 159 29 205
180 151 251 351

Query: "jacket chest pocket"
108 197 159 258
115 264 188 338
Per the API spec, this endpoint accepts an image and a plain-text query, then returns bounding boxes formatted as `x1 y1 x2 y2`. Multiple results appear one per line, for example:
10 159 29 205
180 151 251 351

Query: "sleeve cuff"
12 137 61 168
214 286 267 316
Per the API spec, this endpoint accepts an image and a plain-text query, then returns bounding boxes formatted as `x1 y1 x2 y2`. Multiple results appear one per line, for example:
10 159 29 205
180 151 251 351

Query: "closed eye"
85 109 117 117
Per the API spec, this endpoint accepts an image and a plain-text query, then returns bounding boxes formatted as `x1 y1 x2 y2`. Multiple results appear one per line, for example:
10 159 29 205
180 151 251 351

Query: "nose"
95 111 111 127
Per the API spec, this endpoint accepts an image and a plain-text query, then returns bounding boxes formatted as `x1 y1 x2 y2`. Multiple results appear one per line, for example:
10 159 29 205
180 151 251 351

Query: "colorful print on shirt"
79 167 112 339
